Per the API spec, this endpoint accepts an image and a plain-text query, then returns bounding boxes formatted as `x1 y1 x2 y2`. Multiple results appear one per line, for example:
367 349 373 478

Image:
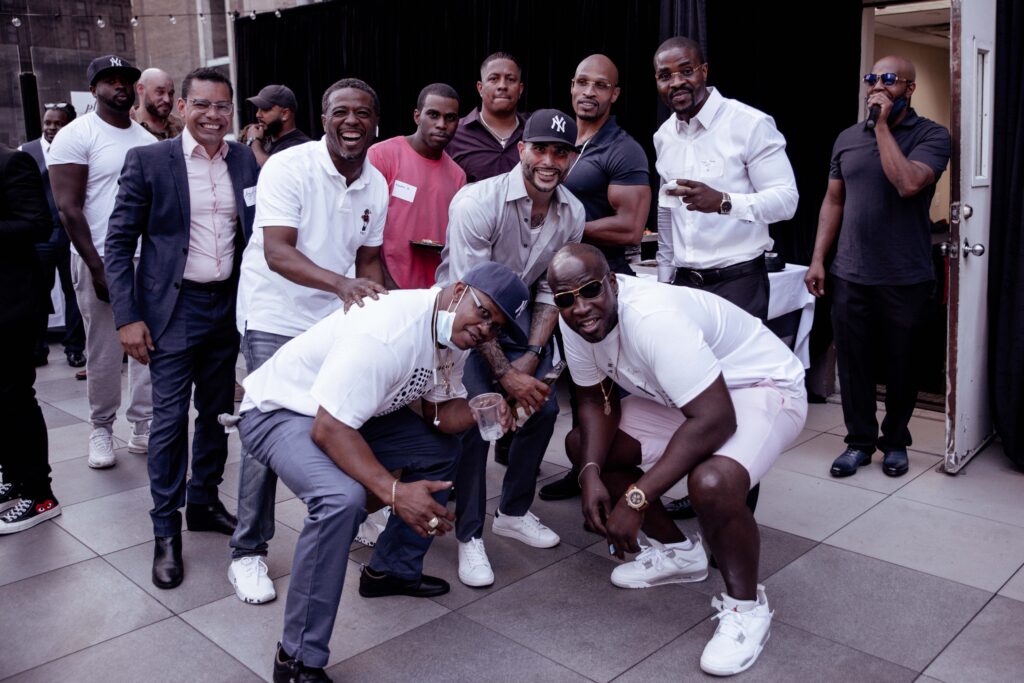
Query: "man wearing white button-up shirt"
228 78 390 605
652 36 798 520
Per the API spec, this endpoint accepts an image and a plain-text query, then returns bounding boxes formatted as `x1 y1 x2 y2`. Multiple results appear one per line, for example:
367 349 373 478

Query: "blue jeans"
239 406 458 668
229 329 293 559
455 338 559 541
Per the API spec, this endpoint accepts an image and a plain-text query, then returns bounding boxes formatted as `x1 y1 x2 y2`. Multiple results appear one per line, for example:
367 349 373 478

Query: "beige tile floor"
2 351 1023 682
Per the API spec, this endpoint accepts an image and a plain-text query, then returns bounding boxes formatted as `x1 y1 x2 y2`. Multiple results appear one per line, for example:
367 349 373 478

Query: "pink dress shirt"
181 127 238 282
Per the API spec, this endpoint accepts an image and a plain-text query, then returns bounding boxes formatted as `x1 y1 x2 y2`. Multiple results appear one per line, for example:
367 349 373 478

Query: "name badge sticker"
243 186 257 207
392 180 417 203
697 158 724 179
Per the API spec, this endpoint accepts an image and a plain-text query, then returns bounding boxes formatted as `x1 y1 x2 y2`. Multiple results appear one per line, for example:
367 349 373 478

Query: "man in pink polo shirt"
368 83 466 290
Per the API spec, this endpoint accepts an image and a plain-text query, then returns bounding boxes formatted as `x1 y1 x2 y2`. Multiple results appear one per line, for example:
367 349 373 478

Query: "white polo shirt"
560 276 805 407
237 137 389 337
240 289 467 428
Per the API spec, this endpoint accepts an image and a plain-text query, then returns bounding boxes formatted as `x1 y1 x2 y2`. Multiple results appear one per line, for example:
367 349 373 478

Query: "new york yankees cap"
87 55 141 86
522 108 578 149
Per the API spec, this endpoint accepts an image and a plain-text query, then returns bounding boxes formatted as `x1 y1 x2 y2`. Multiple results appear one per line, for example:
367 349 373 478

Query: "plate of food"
410 239 444 251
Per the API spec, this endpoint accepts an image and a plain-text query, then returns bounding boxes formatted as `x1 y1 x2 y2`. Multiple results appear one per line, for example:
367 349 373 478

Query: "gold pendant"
603 400 611 416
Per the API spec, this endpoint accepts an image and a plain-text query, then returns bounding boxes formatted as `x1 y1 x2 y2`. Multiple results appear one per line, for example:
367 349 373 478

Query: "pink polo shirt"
181 127 237 282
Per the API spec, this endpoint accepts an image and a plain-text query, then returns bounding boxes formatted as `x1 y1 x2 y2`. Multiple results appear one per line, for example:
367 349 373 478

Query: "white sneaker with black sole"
611 536 709 588
128 420 150 454
700 585 774 676
491 510 559 548
87 427 115 469
228 555 277 604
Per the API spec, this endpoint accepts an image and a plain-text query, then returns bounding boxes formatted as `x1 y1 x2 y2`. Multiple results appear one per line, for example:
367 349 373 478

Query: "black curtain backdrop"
989 0 1024 469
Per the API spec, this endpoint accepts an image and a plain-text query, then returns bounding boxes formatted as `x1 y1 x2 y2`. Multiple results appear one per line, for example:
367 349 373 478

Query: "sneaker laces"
1 499 32 522
90 429 112 451
462 538 489 568
709 597 754 643
0 481 12 497
519 510 548 532
239 555 268 580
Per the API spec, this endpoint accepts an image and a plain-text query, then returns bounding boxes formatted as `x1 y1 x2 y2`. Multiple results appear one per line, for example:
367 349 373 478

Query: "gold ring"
427 529 438 536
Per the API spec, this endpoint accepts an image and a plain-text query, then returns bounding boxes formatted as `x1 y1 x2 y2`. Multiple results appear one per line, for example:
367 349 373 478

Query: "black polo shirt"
267 128 312 156
829 109 950 285
562 116 649 270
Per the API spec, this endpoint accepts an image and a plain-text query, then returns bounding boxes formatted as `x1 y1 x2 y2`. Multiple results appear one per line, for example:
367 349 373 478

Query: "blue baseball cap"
461 262 530 345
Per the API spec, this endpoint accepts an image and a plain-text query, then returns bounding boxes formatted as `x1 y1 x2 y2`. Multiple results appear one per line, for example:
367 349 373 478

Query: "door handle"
962 204 973 219
962 239 985 258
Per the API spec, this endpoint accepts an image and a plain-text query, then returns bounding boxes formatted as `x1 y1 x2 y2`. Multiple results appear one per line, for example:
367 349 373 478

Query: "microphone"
865 104 881 130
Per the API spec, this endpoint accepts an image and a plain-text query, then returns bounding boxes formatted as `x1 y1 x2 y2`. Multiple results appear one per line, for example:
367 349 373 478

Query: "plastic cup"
468 392 505 442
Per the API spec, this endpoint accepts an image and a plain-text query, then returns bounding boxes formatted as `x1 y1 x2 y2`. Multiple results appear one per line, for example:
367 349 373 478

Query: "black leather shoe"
152 534 183 589
357 566 450 598
494 433 512 466
185 499 237 535
830 447 872 477
273 642 332 683
538 470 581 501
882 449 909 477
65 351 86 368
665 496 697 520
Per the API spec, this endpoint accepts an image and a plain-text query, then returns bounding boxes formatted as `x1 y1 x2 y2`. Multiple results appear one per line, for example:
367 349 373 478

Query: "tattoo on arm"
479 339 512 376
528 303 559 346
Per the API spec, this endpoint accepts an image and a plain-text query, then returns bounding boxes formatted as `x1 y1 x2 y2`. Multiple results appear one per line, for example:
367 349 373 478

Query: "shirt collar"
315 136 370 189
181 126 228 160
674 86 724 133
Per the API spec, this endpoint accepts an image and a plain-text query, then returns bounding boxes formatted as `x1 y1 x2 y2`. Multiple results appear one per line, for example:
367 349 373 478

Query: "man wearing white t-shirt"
49 55 155 470
238 262 526 682
549 244 806 677
227 78 389 605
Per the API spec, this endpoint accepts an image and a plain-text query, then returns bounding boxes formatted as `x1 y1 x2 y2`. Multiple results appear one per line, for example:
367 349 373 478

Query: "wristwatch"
718 191 733 215
525 344 545 358
625 484 649 512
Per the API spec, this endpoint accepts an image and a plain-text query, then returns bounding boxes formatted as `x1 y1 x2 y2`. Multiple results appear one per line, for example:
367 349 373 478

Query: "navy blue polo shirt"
562 116 649 268
829 109 950 285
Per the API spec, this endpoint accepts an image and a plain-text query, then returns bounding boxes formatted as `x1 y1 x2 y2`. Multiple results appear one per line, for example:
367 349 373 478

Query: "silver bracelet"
577 462 601 487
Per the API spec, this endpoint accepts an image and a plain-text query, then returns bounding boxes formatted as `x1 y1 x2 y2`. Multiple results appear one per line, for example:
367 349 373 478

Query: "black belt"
673 254 765 287
180 278 233 292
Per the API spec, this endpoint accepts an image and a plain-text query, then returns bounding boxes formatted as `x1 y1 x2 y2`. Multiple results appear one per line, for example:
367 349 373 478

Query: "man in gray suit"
106 67 260 589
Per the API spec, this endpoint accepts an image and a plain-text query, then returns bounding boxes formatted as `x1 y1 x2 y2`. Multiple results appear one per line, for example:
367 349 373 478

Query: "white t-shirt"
561 276 805 408
236 137 389 337
240 288 467 429
46 111 155 257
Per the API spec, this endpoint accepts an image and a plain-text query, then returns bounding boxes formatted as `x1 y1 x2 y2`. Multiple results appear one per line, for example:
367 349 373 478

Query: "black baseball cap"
86 55 141 86
522 108 578 149
247 85 299 111
461 262 530 345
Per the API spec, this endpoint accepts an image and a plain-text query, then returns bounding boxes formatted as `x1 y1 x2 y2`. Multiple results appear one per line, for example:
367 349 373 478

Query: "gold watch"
625 484 649 512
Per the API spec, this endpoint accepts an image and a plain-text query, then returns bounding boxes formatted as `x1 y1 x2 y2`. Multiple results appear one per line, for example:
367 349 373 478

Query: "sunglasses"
44 102 70 110
553 278 605 309
863 73 913 87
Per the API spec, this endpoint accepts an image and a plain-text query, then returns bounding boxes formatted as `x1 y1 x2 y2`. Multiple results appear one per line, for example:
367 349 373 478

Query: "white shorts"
618 383 807 487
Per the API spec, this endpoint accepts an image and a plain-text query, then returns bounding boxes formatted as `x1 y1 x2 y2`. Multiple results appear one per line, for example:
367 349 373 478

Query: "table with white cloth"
632 263 815 368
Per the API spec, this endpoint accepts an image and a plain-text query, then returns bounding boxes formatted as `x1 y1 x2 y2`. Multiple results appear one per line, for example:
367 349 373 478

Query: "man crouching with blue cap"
238 262 528 682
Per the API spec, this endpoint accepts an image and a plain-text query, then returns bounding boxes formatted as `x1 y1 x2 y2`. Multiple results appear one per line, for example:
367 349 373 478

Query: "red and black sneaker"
0 496 61 534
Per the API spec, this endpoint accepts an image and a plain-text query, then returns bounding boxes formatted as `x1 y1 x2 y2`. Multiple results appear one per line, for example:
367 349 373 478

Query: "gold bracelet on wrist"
391 478 399 512
578 462 601 487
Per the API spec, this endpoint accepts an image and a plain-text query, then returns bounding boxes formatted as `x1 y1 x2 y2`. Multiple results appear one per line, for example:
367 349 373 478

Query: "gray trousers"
71 254 152 430
239 405 459 668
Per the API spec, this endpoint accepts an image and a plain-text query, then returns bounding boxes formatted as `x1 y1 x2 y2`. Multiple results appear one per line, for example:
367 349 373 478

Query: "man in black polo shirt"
539 54 651 501
242 84 311 167
805 55 950 479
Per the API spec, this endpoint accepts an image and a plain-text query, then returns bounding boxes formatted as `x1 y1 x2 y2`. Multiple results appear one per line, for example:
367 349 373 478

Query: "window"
73 1 87 15
77 29 91 49
115 32 126 51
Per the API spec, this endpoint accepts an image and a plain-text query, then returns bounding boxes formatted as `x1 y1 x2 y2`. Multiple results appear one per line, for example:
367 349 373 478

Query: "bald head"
575 54 619 84
551 243 610 281
549 244 618 341
571 54 621 124
136 68 175 121
873 55 916 82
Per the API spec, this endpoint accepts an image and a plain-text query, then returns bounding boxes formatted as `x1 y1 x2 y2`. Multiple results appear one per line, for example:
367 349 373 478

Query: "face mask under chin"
436 288 468 350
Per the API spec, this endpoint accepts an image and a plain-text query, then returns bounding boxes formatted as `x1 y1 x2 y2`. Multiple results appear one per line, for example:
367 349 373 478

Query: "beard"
265 118 284 138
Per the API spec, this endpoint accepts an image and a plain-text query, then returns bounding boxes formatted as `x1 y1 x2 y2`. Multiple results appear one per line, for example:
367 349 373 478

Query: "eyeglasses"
44 102 70 110
863 73 913 87
571 78 616 92
467 287 503 334
553 278 605 309
655 64 705 83
187 98 234 114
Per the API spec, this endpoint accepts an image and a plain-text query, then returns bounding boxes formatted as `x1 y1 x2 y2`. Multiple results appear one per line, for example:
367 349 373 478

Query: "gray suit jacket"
105 137 259 341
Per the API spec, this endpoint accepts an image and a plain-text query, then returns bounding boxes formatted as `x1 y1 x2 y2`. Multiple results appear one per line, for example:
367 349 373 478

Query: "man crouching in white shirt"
548 244 806 677
238 262 527 683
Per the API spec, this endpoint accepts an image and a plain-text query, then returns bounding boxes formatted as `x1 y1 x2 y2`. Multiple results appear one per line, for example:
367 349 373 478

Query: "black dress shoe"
357 566 450 598
665 496 697 520
152 534 183 589
538 470 581 501
65 350 86 368
494 432 512 466
830 447 873 477
882 449 909 477
273 642 332 683
185 499 237 535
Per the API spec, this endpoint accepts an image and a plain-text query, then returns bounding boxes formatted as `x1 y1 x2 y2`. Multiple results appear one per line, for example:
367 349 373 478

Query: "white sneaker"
700 585 774 676
610 536 709 588
87 427 116 469
491 510 560 548
355 507 391 547
228 556 277 604
128 420 150 454
458 537 495 587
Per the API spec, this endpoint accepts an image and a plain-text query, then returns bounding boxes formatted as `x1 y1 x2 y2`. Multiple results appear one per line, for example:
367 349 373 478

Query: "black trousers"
35 242 85 357
0 313 52 498
831 276 933 454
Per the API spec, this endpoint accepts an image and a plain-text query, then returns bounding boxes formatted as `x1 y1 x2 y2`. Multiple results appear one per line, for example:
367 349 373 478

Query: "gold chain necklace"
598 328 624 416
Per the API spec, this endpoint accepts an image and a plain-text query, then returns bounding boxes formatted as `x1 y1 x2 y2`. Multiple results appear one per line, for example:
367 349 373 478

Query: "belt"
180 278 233 292
673 254 765 287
